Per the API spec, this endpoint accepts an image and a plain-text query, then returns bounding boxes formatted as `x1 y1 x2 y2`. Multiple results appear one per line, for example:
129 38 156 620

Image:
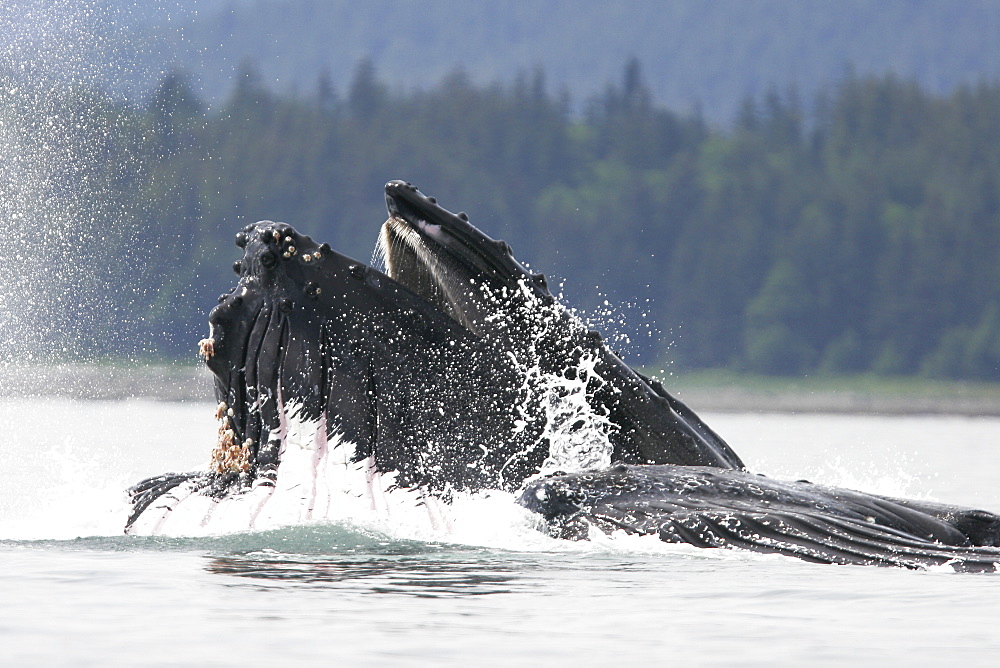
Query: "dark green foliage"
744 260 817 374
17 62 1000 379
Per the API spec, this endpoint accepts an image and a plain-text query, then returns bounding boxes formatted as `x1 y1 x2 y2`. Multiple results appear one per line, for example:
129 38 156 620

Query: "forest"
5 60 1000 379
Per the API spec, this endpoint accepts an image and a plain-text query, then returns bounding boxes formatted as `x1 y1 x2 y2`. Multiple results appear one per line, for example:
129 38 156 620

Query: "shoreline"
2 364 1000 417
0 364 215 402
669 386 1000 418
664 370 1000 417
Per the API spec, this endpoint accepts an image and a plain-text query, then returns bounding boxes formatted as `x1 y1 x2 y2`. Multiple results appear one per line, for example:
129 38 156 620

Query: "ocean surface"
3 397 1000 665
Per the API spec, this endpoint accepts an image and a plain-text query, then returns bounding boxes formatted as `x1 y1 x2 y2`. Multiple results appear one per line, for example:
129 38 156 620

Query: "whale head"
202 219 542 490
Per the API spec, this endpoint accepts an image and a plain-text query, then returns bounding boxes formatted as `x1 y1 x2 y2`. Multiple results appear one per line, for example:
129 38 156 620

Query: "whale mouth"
380 180 552 335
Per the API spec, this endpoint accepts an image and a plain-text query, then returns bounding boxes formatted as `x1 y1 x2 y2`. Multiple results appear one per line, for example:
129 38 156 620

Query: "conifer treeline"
18 61 1000 378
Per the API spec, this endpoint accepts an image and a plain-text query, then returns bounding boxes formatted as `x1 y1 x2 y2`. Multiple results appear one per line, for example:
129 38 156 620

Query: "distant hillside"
137 0 1000 123
8 64 993 379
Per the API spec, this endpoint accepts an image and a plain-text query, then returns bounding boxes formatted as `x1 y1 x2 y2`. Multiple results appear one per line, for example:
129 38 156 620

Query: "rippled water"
3 398 1000 664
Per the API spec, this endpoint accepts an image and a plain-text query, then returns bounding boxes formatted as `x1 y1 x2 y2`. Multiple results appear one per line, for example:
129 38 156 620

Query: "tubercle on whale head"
204 220 353 365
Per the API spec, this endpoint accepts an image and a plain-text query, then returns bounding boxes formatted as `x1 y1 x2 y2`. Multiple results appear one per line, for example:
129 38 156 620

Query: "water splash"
496 284 620 475
527 350 617 474
0 2 176 377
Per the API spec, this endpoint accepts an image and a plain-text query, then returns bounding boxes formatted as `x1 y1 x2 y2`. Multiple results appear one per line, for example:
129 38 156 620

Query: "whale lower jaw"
125 400 451 537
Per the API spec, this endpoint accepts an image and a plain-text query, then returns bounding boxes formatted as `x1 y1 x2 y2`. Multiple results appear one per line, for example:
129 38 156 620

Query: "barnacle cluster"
209 401 253 473
198 337 215 360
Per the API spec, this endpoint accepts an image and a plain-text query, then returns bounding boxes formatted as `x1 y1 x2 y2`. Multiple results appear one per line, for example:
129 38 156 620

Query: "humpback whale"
127 220 554 533
126 182 1000 571
127 184 741 533
380 180 743 471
